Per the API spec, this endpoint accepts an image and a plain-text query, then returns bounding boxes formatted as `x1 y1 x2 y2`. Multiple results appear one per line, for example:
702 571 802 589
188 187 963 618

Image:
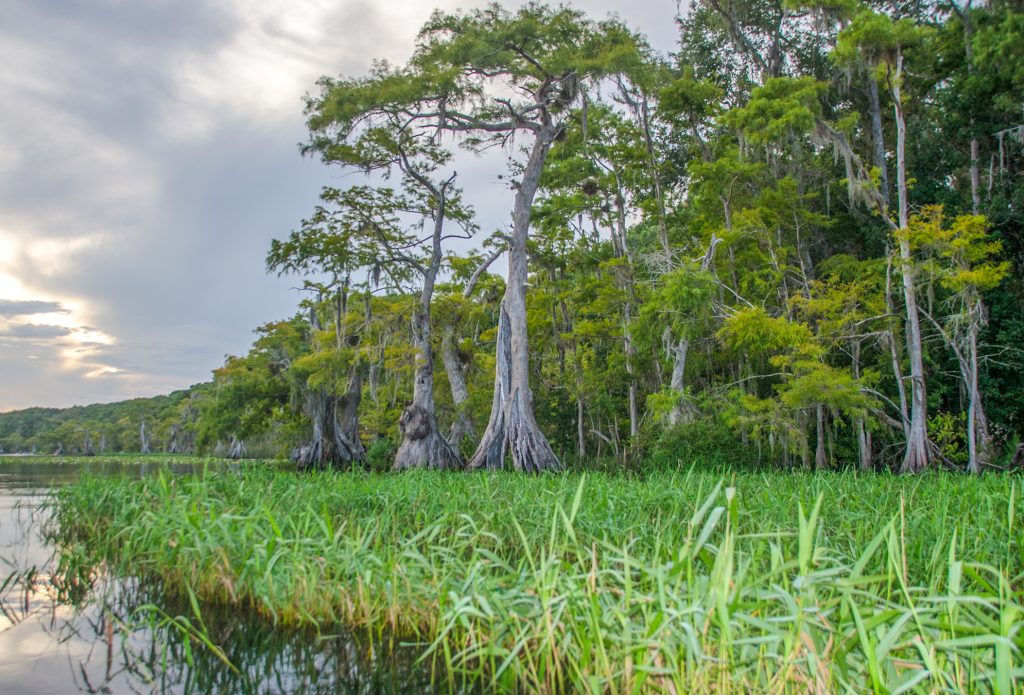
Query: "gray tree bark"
441 326 475 453
612 184 640 439
468 123 560 472
393 183 461 471
867 73 890 205
667 337 694 426
853 341 873 471
227 435 246 460
892 51 931 473
296 306 366 471
333 365 366 463
815 406 827 469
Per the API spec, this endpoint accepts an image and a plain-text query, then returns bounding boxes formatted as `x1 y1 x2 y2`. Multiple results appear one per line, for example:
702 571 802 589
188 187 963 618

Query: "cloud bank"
0 0 678 411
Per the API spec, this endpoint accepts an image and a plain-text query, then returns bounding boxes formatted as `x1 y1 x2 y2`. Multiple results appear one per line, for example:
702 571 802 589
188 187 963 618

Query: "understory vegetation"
51 465 1022 693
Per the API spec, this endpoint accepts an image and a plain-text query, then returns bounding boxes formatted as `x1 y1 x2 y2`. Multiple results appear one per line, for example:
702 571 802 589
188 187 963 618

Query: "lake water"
0 460 436 694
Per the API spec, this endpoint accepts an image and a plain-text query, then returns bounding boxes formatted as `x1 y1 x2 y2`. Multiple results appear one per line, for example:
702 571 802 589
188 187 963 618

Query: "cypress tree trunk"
892 51 930 473
468 123 560 472
885 261 912 438
296 304 365 471
867 72 890 205
393 306 460 470
853 341 873 471
815 406 827 469
965 298 992 473
393 178 461 471
667 337 693 426
334 365 366 464
441 326 475 453
227 436 245 460
468 307 511 469
296 389 333 469
613 185 640 440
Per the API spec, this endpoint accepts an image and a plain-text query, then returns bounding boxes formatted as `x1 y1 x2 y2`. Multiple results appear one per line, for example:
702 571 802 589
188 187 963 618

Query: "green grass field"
48 464 1023 693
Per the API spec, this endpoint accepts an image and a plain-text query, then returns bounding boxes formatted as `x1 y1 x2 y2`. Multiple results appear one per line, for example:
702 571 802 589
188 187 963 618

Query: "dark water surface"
0 460 435 694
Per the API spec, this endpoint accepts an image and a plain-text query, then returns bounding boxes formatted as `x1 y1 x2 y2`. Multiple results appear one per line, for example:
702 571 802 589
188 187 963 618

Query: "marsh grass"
48 466 1023 693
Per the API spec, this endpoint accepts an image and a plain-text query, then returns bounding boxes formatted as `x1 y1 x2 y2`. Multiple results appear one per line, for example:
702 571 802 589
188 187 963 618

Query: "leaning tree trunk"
965 303 993 473
441 326 475 453
468 123 560 472
892 51 930 474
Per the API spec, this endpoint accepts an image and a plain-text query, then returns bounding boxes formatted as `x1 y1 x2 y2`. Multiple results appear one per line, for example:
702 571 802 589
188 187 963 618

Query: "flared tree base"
393 404 461 471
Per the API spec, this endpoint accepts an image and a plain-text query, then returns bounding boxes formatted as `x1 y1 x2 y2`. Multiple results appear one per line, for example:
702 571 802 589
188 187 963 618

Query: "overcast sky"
0 0 680 411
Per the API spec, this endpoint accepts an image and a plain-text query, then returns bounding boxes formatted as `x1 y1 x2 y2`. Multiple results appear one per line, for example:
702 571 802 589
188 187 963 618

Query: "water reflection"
0 460 442 694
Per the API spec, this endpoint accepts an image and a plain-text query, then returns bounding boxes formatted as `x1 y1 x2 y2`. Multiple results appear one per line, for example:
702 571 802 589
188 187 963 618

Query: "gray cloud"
0 324 72 339
0 1 680 411
0 299 69 316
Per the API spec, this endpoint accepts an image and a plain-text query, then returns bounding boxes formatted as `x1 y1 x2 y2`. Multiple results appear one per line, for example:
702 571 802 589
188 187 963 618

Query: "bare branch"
464 244 507 297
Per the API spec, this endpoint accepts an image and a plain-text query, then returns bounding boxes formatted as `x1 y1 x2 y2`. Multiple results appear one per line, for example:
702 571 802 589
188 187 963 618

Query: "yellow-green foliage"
717 306 815 360
908 205 1009 295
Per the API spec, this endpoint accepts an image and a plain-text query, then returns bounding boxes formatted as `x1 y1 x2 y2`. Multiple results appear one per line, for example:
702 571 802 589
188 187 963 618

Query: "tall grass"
49 467 1023 693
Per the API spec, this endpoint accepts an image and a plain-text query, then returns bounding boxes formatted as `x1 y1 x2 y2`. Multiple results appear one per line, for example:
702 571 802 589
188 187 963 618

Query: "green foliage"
908 205 1009 295
717 307 814 360
833 10 921 69
647 419 760 469
364 438 398 473
930 410 969 467
726 76 827 144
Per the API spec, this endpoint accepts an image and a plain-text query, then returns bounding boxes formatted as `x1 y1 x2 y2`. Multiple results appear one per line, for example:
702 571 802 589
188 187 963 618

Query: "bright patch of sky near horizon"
0 0 680 411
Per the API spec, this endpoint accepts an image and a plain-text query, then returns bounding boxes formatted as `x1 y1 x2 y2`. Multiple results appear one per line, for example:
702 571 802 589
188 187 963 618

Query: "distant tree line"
0 390 201 455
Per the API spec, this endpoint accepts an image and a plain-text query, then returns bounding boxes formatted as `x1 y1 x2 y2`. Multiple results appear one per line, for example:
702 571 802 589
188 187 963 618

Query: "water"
0 459 436 694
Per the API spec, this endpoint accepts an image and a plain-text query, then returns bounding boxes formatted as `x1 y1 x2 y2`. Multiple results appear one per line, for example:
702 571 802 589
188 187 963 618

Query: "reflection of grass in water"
0 564 42 626
42 554 434 694
134 584 239 674
48 466 1024 693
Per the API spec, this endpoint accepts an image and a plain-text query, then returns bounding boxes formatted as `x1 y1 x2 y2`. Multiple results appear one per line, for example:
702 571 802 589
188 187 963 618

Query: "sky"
0 0 680 412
